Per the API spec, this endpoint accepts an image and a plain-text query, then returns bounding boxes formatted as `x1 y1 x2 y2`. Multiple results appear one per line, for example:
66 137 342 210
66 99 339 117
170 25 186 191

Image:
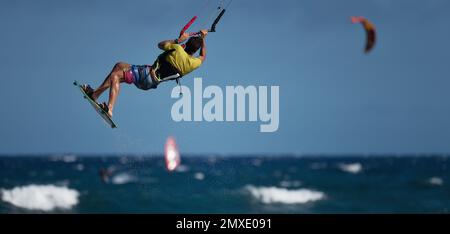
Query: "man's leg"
93 62 131 117
107 68 125 117
92 62 131 101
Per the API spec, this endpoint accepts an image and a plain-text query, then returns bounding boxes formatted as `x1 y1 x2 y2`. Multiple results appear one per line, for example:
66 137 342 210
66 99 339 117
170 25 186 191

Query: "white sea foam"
252 159 263 167
245 185 325 204
207 157 218 165
62 155 77 163
175 165 190 173
428 177 444 186
74 164 84 171
279 180 302 188
194 172 205 181
1 184 79 211
111 173 136 185
338 163 362 174
56 180 70 187
49 155 77 163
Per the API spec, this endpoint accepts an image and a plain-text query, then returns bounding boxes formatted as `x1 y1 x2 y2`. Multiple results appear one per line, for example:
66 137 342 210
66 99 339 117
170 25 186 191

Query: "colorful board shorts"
124 65 158 90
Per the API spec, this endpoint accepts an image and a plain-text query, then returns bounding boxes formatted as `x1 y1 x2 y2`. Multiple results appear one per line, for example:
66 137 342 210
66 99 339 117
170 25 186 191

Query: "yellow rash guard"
161 43 202 76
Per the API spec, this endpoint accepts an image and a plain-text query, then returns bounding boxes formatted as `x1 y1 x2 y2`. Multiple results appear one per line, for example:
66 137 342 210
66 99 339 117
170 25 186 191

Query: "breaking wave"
428 177 444 186
338 163 363 174
1 184 79 211
194 172 205 181
111 173 136 185
245 185 325 204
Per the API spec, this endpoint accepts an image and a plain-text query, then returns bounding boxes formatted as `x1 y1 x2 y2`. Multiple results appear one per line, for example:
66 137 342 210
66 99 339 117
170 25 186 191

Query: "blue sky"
0 0 450 155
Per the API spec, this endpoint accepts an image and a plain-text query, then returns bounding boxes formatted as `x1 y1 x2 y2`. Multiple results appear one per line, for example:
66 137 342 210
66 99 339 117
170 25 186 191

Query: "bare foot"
107 105 114 118
81 84 94 98
81 84 100 102
91 93 99 102
99 102 113 118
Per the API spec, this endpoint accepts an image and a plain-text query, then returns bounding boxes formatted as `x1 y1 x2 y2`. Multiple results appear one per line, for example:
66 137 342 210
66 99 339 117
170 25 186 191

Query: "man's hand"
200 29 208 38
198 29 207 62
178 32 190 43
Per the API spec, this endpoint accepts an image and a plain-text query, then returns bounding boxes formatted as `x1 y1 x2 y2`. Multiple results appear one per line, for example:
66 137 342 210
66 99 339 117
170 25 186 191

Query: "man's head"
184 36 203 55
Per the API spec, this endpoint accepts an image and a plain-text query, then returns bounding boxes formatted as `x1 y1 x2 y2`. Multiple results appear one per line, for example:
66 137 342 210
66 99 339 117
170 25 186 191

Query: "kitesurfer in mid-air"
81 29 208 118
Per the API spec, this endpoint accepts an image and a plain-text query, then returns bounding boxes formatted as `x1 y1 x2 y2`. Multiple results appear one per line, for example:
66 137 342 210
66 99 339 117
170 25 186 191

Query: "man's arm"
157 39 176 50
198 30 208 62
158 33 190 50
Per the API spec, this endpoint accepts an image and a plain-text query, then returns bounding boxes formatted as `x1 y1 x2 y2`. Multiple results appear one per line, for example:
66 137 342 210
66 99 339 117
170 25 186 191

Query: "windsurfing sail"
164 136 180 172
351 16 377 54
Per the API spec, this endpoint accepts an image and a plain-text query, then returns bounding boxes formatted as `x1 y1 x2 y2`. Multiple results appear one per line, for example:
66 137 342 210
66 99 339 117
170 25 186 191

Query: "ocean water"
0 155 449 213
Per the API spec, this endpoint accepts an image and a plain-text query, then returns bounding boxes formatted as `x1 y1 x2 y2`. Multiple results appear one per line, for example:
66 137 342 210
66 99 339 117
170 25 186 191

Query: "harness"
152 50 183 95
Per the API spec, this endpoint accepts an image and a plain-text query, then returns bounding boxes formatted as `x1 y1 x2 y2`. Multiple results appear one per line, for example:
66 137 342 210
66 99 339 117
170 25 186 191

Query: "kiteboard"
73 80 117 128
